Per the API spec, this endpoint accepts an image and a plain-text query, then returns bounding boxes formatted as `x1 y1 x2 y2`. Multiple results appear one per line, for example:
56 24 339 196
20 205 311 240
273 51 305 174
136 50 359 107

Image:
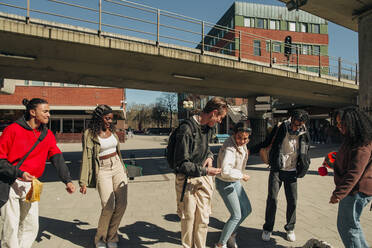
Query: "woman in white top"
79 105 128 248
215 122 252 248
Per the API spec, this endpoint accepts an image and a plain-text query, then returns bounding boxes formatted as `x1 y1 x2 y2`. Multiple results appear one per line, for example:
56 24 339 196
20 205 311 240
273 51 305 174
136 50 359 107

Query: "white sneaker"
107 242 118 248
261 230 271 242
96 241 106 248
227 233 238 248
286 230 296 242
214 244 227 248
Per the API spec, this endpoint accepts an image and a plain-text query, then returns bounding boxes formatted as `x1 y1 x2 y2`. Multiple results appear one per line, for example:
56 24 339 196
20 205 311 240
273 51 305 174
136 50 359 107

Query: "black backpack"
166 119 197 170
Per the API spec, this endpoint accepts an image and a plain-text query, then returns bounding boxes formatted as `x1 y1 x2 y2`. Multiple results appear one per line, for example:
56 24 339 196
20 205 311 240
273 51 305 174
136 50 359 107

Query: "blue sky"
0 0 358 105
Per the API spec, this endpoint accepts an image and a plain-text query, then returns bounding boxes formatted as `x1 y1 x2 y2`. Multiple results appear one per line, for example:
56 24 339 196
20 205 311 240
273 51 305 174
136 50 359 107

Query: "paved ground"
27 135 372 247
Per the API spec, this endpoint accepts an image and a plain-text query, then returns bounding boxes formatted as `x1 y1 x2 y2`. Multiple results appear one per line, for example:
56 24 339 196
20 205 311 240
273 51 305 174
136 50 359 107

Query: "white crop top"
98 134 117 157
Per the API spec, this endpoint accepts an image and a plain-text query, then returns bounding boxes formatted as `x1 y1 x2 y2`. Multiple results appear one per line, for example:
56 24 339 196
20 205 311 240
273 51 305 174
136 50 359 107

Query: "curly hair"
89 104 115 137
334 106 372 147
290 109 309 123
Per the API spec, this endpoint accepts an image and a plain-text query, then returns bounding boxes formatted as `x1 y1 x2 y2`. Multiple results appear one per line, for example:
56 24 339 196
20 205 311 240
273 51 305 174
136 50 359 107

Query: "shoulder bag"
0 127 47 208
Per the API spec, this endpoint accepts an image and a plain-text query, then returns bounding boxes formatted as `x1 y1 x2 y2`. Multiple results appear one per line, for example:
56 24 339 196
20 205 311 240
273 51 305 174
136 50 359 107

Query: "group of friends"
0 96 371 248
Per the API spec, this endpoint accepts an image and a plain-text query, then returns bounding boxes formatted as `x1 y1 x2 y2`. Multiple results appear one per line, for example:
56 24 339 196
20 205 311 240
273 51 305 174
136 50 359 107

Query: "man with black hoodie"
0 98 75 248
174 97 227 248
249 109 310 243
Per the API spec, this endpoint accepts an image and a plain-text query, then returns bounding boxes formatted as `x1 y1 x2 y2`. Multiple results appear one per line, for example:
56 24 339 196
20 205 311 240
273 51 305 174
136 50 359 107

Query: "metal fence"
0 0 359 85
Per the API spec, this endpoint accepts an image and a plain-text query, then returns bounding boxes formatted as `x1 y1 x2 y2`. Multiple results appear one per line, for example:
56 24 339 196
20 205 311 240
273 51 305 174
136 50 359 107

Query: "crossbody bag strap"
15 127 48 170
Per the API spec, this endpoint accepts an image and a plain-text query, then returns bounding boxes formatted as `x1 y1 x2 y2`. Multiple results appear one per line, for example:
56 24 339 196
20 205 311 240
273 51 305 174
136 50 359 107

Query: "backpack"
166 119 197 170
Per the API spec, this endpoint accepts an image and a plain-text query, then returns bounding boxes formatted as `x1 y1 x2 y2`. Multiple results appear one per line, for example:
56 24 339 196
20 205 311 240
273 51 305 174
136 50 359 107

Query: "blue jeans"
337 192 372 248
216 178 252 245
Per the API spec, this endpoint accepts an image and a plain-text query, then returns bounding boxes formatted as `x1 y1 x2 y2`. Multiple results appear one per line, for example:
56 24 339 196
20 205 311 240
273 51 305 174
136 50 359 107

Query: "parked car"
145 128 171 135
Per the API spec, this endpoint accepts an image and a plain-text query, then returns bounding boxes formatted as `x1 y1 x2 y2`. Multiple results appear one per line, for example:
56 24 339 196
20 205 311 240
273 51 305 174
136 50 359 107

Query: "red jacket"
0 119 62 179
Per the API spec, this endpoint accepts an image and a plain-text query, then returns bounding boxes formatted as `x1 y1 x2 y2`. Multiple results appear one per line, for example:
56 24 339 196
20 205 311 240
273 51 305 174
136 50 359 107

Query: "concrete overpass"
0 13 358 108
279 0 372 115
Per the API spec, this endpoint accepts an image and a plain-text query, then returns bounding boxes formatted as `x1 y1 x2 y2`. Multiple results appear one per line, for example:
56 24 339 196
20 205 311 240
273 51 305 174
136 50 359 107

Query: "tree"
159 93 177 128
126 103 152 130
151 102 168 127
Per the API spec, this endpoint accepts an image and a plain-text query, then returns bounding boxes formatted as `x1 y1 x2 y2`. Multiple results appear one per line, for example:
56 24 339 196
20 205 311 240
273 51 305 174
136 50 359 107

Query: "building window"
273 42 281 53
257 18 264 28
300 23 308 32
313 24 320 33
253 40 261 56
291 44 298 54
302 44 312 55
313 45 320 55
229 18 234 28
24 80 30 86
63 119 73 133
50 119 61 134
288 22 296 31
30 81 44 86
269 20 276 30
266 41 270 52
244 18 253 27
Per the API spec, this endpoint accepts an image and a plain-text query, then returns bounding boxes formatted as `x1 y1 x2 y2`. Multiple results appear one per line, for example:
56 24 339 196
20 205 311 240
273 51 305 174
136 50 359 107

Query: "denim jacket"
79 129 125 188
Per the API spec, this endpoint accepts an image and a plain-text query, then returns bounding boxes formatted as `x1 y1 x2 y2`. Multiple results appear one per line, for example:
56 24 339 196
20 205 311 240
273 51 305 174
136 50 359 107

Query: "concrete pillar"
246 97 268 146
358 10 372 117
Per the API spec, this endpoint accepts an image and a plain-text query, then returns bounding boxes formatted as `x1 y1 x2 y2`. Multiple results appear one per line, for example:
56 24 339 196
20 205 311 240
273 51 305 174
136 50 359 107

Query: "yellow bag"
25 178 43 203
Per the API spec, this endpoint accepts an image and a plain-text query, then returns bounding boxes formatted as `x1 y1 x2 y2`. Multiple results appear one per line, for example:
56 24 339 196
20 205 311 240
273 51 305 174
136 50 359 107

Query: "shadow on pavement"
208 217 288 248
118 221 181 247
37 217 96 247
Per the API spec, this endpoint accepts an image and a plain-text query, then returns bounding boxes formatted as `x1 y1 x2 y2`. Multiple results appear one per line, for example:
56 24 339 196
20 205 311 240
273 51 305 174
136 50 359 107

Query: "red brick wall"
0 86 124 107
236 27 329 66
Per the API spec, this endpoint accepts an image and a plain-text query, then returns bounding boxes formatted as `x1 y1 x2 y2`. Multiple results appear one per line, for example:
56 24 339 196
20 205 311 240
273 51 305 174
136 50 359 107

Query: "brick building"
203 1 329 74
0 79 126 142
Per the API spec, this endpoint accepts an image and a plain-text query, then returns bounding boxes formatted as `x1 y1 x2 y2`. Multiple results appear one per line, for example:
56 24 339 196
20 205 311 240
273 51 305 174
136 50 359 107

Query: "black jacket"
250 120 311 178
174 117 214 177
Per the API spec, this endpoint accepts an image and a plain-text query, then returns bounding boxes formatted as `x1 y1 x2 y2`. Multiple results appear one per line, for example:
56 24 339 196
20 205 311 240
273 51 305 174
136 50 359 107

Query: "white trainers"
107 242 118 248
286 230 296 242
96 241 106 248
227 233 238 248
261 230 271 242
214 244 227 248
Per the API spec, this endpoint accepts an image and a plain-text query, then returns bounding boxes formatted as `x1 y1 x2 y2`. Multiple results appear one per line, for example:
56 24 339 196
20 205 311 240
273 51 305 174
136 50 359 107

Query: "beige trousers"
0 180 38 248
175 174 214 248
95 155 128 244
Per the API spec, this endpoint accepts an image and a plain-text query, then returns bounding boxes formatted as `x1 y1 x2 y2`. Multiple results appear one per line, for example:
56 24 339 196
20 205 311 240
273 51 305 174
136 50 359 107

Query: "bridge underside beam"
0 16 358 108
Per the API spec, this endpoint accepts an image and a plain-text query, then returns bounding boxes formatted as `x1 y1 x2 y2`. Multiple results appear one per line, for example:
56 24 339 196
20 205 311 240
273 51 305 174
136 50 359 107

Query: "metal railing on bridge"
0 0 359 85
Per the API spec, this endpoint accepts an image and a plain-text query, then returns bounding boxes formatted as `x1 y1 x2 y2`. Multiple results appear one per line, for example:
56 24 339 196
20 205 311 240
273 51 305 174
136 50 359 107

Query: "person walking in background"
214 122 252 248
249 109 310 242
79 104 128 248
0 98 75 248
330 106 372 248
174 97 227 248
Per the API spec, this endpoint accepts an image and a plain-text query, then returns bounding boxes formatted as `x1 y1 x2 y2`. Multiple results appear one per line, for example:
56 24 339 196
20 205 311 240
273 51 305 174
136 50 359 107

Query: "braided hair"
334 106 372 148
89 104 115 137
22 98 48 121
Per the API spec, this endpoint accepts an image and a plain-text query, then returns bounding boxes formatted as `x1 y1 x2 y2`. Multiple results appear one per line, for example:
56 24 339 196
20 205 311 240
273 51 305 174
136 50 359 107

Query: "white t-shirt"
280 130 299 171
98 134 117 157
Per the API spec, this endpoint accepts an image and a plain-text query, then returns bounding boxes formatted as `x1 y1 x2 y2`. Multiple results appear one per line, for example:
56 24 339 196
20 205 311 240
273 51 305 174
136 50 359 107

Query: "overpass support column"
247 97 268 147
358 10 372 117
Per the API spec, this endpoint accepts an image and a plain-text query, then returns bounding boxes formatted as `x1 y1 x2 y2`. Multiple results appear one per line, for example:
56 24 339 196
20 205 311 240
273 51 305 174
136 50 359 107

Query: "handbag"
259 124 280 165
0 127 47 208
